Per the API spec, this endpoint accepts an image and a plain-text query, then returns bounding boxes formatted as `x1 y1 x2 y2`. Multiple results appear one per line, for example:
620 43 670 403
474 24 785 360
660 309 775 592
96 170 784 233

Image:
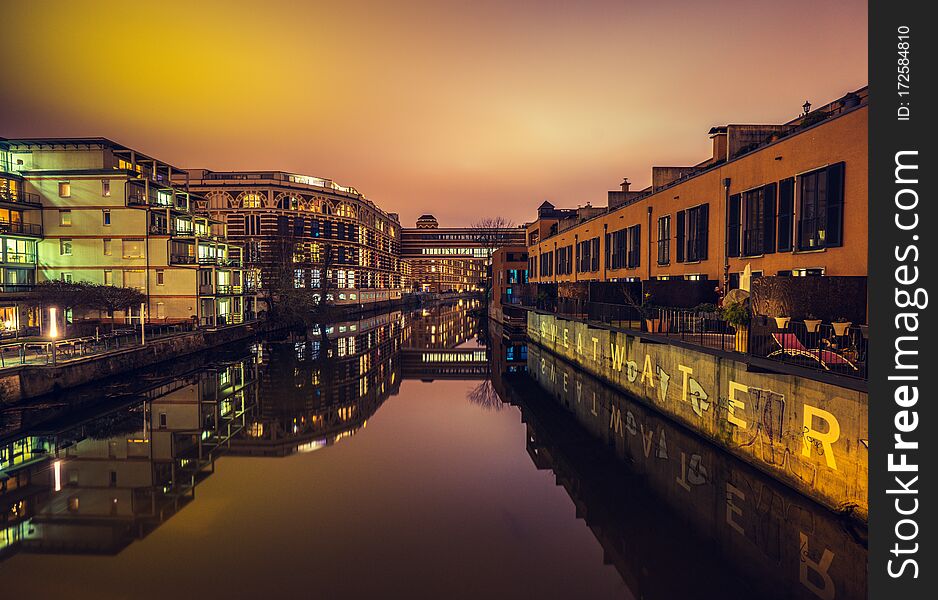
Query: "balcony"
215 285 244 295
0 189 40 207
170 254 197 265
0 220 42 238
0 283 35 293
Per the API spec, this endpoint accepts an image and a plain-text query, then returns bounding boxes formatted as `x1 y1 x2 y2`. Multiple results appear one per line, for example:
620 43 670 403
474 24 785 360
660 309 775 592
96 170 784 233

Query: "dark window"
577 237 599 272
728 195 741 257
777 178 794 251
763 183 777 254
657 215 670 265
742 185 776 255
293 217 305 237
627 225 640 268
797 163 845 250
676 210 685 262
680 203 708 262
609 229 628 269
277 216 290 236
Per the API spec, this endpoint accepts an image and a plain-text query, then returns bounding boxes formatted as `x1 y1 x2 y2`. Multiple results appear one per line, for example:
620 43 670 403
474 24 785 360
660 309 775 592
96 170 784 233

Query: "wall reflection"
490 326 867 600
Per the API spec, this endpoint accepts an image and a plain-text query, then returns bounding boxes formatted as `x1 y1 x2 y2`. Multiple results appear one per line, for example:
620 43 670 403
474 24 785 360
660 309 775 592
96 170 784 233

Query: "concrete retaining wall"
0 323 259 403
527 311 868 520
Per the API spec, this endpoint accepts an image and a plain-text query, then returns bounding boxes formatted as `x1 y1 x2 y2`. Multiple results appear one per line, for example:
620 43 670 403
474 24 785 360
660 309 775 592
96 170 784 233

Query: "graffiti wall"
527 311 869 520
521 344 867 600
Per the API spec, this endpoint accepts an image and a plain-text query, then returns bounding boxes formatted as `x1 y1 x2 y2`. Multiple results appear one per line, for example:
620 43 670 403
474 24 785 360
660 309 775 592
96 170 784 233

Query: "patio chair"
768 333 858 371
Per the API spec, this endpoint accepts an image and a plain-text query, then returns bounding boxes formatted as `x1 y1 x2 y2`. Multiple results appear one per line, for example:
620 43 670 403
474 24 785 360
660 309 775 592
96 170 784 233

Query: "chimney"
620 178 631 192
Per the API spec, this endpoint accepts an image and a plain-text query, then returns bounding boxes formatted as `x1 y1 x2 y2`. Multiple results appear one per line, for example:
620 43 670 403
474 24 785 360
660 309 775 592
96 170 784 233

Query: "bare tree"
471 216 516 257
466 379 505 411
470 216 516 294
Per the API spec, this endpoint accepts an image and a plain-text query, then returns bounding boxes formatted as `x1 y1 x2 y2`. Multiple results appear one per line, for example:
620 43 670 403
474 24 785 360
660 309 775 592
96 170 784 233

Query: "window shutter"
763 183 777 254
699 204 709 260
826 162 845 247
676 210 685 262
777 178 794 251
728 195 741 257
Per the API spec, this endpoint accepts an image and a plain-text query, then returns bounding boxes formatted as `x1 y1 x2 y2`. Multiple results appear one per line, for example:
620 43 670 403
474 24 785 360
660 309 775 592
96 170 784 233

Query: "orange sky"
0 0 867 227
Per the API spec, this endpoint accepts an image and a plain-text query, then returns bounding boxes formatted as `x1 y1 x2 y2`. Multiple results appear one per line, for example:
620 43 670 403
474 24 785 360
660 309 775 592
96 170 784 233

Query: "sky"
0 0 867 227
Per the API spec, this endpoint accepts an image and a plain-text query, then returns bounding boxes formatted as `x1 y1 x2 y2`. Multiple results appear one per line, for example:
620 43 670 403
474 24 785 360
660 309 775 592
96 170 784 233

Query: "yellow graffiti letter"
802 405 841 470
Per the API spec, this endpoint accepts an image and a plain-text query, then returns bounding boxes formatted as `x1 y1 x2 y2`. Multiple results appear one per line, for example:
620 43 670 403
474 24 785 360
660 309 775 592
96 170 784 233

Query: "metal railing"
0 283 35 293
0 189 41 206
512 293 868 380
0 219 42 236
749 319 867 379
742 229 766 256
797 217 828 250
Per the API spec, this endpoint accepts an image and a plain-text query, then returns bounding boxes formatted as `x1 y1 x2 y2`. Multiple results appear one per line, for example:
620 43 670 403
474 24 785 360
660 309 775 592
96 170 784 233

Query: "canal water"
0 302 866 599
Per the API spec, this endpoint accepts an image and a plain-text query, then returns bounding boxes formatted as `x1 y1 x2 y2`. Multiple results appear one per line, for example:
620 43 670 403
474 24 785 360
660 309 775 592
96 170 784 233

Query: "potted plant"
722 300 751 353
640 293 661 332
774 316 791 330
832 317 852 336
803 313 822 333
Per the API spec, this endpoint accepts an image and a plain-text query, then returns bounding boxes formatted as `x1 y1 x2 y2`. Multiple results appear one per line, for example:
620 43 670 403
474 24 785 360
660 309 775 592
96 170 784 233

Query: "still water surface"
0 302 866 599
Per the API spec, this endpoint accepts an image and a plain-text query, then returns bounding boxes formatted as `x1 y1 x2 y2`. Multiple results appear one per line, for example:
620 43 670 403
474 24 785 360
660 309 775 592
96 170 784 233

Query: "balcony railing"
0 283 35 293
170 254 197 265
742 229 765 256
2 252 37 265
215 285 244 295
198 256 240 267
0 189 40 206
797 217 828 250
516 294 869 382
0 220 42 237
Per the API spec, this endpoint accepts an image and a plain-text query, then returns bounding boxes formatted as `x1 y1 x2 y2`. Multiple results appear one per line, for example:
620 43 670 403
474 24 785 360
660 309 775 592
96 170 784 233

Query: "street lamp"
802 100 811 115
48 307 59 365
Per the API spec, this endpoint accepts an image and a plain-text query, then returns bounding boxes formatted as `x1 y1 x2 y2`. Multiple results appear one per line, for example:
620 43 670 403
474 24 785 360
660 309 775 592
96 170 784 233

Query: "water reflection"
0 302 865 600
1 353 257 558
490 325 867 600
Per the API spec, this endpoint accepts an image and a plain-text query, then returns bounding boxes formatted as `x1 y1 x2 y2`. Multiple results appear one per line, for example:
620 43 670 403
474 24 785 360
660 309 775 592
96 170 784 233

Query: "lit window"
241 192 263 208
104 270 113 285
102 179 111 197
122 239 145 258
59 210 72 226
60 239 72 255
103 238 112 256
58 182 71 197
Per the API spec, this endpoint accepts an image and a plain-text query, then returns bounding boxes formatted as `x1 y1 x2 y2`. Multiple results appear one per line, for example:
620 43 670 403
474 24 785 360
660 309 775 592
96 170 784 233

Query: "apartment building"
180 169 404 307
0 140 43 334
401 214 526 293
526 88 868 291
3 138 255 327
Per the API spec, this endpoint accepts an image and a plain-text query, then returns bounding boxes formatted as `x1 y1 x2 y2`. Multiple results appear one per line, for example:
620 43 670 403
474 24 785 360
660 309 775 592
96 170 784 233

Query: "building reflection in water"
489 326 867 600
2 302 861 600
233 300 489 457
0 353 258 559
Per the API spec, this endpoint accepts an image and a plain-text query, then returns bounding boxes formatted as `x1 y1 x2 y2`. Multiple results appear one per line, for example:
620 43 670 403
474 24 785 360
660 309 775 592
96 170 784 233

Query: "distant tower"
416 214 439 229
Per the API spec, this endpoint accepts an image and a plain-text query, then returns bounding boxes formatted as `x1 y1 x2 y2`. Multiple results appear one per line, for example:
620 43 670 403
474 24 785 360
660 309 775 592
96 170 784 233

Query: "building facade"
526 88 868 291
0 140 43 334
4 138 254 327
181 170 404 307
401 214 525 293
